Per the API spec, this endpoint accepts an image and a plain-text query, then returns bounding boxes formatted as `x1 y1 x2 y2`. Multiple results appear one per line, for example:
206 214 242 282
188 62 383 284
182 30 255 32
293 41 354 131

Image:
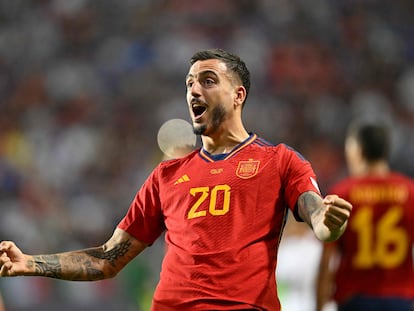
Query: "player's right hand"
0 241 27 277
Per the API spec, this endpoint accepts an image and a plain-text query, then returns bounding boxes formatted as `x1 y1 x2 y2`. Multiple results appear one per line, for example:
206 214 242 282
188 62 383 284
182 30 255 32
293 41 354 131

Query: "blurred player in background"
0 48 352 311
316 122 414 311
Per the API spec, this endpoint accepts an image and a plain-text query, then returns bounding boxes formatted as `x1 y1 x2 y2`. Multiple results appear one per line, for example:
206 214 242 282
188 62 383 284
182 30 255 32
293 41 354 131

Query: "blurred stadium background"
0 0 413 310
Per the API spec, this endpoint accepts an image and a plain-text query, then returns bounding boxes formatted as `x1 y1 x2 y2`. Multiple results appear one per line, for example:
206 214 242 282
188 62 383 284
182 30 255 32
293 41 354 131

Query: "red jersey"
329 172 414 303
118 134 320 310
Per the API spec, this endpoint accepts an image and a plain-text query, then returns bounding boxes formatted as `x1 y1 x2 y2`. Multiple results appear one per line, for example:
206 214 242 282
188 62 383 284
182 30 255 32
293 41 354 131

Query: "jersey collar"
199 133 257 162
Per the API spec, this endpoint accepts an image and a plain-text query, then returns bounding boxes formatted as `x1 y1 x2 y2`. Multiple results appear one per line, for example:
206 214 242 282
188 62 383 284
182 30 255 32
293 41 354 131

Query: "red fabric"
329 172 414 303
118 134 320 310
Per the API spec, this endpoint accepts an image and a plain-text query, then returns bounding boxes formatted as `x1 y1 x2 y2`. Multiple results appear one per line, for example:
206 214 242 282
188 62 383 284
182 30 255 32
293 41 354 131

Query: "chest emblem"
236 159 260 179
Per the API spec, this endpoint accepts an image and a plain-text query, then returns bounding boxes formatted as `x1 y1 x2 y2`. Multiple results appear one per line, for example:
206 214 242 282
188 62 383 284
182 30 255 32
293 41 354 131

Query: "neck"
355 160 390 177
201 127 250 155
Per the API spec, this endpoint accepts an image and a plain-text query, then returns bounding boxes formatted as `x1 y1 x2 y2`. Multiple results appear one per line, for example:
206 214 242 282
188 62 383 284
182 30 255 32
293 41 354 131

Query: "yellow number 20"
187 185 231 219
351 205 409 269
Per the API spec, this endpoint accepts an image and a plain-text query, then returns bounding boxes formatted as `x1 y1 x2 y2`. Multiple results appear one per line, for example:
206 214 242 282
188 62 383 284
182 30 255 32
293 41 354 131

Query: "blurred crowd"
0 0 413 310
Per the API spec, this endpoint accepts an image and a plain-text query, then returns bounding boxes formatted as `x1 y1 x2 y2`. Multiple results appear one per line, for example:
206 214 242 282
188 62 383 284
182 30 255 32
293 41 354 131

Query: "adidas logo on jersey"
174 174 190 185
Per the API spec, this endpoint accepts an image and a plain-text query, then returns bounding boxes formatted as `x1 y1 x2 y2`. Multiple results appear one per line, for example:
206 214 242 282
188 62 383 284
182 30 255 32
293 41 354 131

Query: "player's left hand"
319 194 352 241
323 194 352 227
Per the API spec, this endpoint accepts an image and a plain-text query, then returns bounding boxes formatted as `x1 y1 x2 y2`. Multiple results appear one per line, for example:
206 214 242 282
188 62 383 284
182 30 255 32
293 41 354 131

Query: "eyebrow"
186 70 219 81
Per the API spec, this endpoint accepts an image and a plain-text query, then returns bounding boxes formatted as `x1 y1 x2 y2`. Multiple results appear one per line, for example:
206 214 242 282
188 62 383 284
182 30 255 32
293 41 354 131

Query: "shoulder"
389 171 414 191
146 150 200 185
158 149 200 169
329 177 355 195
272 142 310 164
249 137 314 179
390 171 414 182
251 135 301 156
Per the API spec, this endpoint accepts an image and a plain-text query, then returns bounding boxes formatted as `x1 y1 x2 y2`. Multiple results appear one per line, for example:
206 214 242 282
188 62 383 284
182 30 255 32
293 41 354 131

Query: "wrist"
314 221 348 242
23 255 38 276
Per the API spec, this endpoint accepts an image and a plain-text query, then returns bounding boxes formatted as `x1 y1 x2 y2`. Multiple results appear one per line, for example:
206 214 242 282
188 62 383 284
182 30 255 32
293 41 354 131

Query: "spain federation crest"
236 159 260 179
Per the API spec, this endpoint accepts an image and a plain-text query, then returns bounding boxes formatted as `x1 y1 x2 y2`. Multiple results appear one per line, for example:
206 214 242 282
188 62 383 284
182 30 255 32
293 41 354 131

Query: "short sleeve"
117 167 165 245
280 145 321 220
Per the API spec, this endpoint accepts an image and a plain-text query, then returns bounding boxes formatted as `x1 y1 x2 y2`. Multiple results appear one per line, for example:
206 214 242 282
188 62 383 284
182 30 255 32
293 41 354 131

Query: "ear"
234 85 247 108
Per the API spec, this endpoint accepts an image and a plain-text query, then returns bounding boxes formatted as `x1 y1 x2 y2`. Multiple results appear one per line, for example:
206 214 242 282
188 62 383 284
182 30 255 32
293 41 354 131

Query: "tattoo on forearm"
66 256 104 280
298 191 321 225
85 239 132 267
29 255 62 278
24 239 132 281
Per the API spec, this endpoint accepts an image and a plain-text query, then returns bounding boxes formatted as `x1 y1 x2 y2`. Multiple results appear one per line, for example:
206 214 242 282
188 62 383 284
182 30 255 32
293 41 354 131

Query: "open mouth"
192 104 207 119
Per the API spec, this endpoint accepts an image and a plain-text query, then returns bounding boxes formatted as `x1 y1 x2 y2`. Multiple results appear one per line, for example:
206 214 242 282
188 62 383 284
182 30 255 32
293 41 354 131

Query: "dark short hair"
190 48 251 105
348 122 390 162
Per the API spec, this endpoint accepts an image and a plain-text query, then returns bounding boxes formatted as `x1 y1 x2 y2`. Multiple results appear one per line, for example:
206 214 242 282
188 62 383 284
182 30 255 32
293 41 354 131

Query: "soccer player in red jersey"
0 49 352 310
316 123 414 311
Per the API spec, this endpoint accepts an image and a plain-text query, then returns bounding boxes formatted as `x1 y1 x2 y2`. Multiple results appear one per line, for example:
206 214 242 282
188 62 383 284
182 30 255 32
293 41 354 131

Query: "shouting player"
316 122 414 311
0 48 352 311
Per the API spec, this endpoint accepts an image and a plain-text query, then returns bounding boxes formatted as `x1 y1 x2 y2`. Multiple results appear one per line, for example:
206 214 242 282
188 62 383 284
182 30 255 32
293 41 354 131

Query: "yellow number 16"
352 205 409 269
187 185 231 219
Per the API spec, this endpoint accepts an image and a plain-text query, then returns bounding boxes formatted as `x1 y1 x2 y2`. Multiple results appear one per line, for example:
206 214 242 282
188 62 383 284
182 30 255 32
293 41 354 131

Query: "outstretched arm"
297 191 352 242
0 228 147 281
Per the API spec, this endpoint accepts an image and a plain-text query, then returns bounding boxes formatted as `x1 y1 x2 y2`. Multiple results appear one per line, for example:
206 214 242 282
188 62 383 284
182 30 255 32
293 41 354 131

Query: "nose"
189 80 202 97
